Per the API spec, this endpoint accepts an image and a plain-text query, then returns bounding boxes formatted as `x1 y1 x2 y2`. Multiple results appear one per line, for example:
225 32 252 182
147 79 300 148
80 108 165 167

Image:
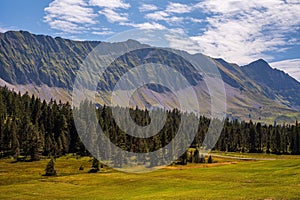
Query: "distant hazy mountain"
0 30 299 123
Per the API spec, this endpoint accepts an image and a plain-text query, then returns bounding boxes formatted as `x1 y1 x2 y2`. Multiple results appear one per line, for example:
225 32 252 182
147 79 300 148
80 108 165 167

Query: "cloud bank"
44 0 300 67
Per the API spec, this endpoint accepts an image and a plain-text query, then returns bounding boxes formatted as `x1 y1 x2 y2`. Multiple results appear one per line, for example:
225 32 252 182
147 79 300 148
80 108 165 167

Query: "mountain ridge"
0 30 299 123
241 59 300 108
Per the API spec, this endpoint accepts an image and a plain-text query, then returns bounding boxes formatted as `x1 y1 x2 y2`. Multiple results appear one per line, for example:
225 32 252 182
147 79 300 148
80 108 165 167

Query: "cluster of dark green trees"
0 86 300 163
215 119 300 155
0 86 81 160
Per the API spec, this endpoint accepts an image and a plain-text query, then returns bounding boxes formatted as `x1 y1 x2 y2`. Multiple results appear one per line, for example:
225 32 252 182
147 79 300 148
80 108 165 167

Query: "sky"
0 0 299 81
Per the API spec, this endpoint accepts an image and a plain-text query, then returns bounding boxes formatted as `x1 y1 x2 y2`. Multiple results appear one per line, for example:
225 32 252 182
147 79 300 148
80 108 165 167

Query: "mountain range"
0 30 299 123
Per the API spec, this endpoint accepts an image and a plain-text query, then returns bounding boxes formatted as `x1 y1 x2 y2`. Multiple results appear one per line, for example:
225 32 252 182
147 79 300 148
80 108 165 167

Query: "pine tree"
179 150 188 165
30 125 44 161
11 120 20 161
193 148 202 163
44 158 57 176
207 155 213 163
248 123 256 153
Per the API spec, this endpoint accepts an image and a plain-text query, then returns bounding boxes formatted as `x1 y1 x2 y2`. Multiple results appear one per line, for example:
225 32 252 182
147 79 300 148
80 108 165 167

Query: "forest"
0 86 299 164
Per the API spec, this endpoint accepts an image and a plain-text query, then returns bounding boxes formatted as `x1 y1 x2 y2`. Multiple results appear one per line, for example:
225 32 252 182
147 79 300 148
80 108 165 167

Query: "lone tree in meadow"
89 157 100 173
193 148 206 163
179 150 188 165
207 155 213 163
44 158 57 176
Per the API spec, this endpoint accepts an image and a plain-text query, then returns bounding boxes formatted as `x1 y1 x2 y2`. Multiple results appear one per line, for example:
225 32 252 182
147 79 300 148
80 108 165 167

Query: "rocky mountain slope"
0 30 299 123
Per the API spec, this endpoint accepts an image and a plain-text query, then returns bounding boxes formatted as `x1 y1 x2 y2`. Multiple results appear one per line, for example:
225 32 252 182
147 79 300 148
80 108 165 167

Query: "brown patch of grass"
164 162 239 170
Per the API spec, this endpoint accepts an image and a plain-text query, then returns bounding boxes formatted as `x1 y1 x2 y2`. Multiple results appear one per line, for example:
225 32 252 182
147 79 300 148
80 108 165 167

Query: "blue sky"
0 0 299 81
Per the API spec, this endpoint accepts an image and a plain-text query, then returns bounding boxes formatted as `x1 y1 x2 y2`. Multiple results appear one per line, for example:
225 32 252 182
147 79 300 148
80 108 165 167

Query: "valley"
0 154 299 200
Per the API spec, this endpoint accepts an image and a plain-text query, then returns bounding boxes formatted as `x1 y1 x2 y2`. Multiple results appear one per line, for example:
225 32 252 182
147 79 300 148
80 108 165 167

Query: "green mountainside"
0 30 299 123
0 31 99 89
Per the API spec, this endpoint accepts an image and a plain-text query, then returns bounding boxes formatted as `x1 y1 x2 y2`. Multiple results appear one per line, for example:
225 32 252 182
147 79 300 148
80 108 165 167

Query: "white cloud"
165 16 184 24
91 0 130 24
188 18 203 23
190 0 300 64
44 0 96 32
124 22 166 30
145 10 184 25
43 0 300 65
89 0 130 9
166 2 192 14
145 11 169 21
44 0 132 32
165 32 200 54
92 30 114 35
270 59 300 82
44 0 97 33
0 27 9 33
48 20 85 33
99 8 128 23
139 4 158 12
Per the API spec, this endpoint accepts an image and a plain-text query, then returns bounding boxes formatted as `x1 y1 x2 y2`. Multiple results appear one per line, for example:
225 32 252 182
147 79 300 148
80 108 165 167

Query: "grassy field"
0 154 300 200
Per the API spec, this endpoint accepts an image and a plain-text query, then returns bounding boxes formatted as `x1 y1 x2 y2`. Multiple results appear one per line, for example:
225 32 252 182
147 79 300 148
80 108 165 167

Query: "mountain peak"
242 59 273 73
3 30 32 37
255 58 268 63
247 59 270 67
126 39 141 44
241 57 300 108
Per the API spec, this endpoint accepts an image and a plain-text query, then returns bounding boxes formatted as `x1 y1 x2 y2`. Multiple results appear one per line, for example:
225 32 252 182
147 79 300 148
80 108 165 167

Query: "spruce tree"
44 158 57 176
207 155 213 163
179 150 188 165
193 148 200 163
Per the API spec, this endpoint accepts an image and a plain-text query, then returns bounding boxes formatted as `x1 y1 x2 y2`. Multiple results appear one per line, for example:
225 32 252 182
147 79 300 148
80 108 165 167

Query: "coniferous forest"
0 86 300 163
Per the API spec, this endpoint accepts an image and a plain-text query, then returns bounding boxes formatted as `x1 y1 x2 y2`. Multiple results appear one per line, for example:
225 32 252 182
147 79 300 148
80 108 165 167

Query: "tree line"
0 86 299 163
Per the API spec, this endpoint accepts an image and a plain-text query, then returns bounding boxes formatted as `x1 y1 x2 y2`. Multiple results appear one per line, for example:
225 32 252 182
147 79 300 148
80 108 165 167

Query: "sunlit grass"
0 154 299 199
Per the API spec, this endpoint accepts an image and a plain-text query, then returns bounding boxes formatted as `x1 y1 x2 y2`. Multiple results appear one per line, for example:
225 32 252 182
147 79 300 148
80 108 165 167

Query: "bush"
199 154 206 163
88 157 99 173
79 165 84 170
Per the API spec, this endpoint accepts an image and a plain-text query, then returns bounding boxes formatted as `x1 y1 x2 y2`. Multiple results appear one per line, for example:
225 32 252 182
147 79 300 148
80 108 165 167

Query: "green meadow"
0 154 299 200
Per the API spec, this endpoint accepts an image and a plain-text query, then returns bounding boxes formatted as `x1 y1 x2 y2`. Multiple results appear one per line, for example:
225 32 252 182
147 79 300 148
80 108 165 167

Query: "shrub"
88 157 99 173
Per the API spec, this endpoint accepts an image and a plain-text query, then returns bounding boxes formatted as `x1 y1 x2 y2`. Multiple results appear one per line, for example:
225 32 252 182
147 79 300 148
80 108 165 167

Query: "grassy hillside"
0 31 99 89
0 155 299 199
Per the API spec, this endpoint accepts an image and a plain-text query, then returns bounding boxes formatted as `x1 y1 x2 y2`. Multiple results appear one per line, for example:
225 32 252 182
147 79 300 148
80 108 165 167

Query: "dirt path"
209 154 277 161
164 162 238 170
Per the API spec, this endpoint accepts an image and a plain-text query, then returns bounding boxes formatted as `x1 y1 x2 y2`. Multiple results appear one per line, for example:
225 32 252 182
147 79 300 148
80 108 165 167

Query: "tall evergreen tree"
44 158 57 176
